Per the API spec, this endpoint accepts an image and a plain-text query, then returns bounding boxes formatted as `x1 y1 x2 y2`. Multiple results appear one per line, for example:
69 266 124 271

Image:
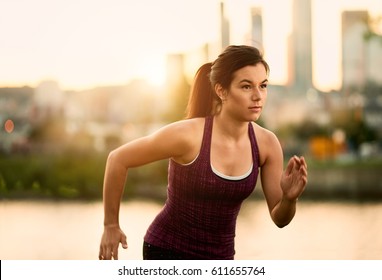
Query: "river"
0 199 381 260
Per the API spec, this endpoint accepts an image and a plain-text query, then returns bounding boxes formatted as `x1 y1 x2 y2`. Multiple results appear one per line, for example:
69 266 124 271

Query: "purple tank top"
144 116 260 259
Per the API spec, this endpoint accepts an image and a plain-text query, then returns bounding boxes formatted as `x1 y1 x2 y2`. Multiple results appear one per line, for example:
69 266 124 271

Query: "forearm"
103 152 128 226
270 196 297 228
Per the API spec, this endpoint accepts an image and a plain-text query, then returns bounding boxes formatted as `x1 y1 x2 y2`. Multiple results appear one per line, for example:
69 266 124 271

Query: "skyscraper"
220 2 230 50
250 7 263 49
290 0 313 93
341 10 369 90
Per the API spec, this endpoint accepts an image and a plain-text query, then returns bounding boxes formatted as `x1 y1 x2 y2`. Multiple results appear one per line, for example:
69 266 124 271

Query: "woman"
99 45 307 260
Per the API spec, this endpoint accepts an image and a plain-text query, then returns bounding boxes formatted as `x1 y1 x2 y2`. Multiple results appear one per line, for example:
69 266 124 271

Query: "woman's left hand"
280 156 308 201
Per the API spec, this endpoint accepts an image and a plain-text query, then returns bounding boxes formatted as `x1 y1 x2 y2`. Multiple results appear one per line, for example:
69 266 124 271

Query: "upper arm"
258 128 284 212
108 120 199 169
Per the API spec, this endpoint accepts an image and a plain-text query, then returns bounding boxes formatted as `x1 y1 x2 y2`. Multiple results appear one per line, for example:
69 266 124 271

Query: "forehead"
232 64 268 83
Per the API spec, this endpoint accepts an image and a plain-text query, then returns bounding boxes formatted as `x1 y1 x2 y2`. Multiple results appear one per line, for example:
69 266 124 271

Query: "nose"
251 87 262 100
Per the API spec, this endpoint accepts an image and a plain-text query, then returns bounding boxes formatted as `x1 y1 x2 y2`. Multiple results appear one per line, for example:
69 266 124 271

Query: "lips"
249 106 262 111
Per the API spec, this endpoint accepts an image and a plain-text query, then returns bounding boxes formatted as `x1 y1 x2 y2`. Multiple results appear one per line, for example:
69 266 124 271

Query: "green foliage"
344 120 378 150
0 152 168 200
0 173 7 195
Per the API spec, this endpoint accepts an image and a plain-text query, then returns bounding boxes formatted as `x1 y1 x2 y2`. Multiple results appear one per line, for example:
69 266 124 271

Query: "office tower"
367 33 382 85
220 2 230 50
290 0 313 93
251 7 263 48
341 11 369 90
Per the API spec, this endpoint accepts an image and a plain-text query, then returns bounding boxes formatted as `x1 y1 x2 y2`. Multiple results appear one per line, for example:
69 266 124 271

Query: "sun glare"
145 65 166 87
137 55 167 88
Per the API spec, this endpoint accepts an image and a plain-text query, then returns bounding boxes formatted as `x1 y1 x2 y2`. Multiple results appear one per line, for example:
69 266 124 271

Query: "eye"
260 83 268 89
242 84 252 90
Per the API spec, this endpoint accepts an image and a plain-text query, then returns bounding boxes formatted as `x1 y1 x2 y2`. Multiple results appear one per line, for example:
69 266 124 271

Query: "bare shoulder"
251 122 280 144
163 117 205 135
154 117 205 163
155 117 204 146
111 117 206 168
251 122 283 165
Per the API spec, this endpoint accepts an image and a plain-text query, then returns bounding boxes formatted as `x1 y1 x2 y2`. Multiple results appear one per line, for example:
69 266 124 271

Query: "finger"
293 155 300 163
285 157 296 175
298 169 308 188
294 156 306 169
112 245 119 260
298 158 308 176
300 165 308 177
105 246 112 260
299 156 307 168
99 245 104 260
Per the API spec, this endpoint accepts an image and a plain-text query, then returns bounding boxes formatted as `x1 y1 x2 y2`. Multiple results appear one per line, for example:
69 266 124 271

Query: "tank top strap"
248 122 260 168
198 116 213 160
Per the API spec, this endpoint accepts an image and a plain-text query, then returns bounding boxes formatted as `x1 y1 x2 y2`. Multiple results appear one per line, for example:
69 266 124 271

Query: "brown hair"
186 45 269 119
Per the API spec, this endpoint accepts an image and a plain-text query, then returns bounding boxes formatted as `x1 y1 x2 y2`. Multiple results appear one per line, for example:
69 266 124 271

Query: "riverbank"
1 154 382 201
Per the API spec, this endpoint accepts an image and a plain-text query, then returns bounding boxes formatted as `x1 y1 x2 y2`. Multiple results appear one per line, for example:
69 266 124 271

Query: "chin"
248 114 261 122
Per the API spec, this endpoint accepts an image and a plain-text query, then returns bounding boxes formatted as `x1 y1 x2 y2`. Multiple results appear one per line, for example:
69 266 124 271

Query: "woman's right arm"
99 119 200 260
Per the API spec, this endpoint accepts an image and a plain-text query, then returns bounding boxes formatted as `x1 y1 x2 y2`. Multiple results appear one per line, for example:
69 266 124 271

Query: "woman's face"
219 63 268 122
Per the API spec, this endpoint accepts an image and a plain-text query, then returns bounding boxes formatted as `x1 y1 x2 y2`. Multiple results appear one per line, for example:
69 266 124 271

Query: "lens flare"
4 119 14 133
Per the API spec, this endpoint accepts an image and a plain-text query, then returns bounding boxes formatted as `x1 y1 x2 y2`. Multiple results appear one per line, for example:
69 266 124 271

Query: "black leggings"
143 242 201 260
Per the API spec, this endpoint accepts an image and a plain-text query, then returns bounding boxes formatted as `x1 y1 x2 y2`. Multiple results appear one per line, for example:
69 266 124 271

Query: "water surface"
0 200 381 259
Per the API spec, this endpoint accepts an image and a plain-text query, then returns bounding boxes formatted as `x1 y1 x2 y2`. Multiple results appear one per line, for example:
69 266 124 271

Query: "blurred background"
1 0 381 260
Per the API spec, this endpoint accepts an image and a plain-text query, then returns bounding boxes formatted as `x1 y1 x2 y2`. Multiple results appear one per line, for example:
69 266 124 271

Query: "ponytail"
185 63 220 119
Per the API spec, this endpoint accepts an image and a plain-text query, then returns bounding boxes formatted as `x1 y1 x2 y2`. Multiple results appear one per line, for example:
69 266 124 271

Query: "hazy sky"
0 0 381 91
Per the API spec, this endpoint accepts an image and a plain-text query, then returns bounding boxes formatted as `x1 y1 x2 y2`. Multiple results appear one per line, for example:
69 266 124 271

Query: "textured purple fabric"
144 116 260 259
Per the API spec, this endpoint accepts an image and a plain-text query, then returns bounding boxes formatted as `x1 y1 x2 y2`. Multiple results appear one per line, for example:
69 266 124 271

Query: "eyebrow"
240 78 268 84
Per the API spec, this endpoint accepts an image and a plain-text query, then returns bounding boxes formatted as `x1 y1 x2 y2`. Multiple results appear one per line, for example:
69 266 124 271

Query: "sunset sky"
0 0 381 91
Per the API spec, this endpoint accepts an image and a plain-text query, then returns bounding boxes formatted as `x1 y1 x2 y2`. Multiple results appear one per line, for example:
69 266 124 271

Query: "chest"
210 138 253 177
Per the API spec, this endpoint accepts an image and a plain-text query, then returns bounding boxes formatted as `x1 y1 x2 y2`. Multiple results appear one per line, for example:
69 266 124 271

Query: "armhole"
171 116 211 166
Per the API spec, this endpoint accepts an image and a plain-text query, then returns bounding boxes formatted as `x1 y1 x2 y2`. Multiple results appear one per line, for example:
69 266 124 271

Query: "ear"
214 83 226 100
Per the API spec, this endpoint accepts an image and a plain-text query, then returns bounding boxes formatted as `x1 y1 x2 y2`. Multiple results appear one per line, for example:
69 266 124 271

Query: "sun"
145 64 166 87
138 55 167 87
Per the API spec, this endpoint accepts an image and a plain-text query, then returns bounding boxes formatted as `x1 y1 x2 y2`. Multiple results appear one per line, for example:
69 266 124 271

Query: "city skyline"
1 0 381 91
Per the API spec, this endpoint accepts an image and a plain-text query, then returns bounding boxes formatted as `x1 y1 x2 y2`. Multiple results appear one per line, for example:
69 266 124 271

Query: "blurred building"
342 10 382 141
367 35 382 85
250 7 263 49
342 10 382 89
183 44 210 83
220 2 230 50
64 81 168 152
289 0 313 94
259 0 314 128
342 11 369 90
32 80 65 123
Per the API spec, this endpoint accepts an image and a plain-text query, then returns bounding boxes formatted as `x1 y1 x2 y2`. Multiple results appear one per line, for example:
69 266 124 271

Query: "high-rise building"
341 11 369 90
367 34 382 85
290 0 313 93
220 2 230 50
250 7 263 49
33 80 64 122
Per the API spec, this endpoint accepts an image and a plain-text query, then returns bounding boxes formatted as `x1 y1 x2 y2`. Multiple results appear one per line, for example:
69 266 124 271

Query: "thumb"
120 234 128 249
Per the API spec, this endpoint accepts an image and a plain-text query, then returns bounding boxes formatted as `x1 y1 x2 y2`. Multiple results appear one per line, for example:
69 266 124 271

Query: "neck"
213 113 248 142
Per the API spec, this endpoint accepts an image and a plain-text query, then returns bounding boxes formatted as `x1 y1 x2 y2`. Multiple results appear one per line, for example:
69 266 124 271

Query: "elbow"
107 149 118 165
106 149 126 170
107 149 118 161
271 212 293 228
275 221 290 228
